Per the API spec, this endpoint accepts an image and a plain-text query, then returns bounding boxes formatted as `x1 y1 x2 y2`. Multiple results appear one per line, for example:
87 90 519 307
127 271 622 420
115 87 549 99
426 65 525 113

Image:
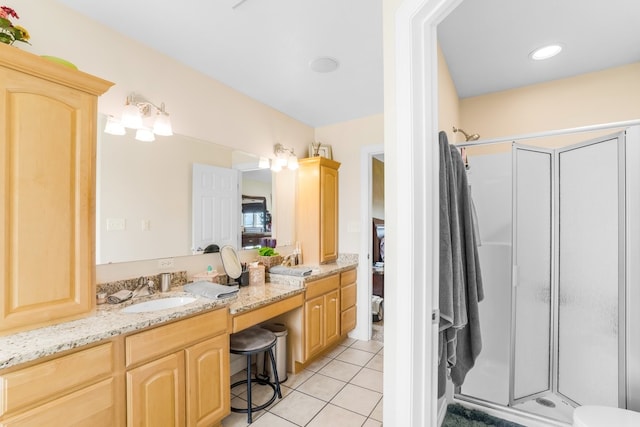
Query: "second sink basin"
121 296 197 313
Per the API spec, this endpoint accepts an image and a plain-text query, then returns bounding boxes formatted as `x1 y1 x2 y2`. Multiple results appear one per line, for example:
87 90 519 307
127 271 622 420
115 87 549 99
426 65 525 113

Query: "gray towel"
437 132 484 397
184 281 239 299
438 132 467 359
449 144 484 388
269 265 313 277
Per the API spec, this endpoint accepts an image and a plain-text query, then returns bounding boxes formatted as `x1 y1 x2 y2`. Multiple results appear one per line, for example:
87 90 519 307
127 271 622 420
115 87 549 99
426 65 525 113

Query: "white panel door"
192 163 240 250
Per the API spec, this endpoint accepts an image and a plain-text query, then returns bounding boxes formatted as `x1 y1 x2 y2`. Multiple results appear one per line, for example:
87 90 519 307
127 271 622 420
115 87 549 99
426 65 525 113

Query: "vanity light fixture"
104 115 126 135
135 127 155 142
272 143 299 171
104 93 173 141
258 157 271 169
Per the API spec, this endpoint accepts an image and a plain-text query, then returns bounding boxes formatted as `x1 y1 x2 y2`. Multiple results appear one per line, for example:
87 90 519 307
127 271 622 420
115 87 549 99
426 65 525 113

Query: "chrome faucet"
133 277 155 297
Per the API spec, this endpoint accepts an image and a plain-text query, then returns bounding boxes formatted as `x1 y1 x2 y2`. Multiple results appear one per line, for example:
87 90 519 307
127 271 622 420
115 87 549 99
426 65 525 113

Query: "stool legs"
246 354 254 423
267 348 282 399
230 344 282 424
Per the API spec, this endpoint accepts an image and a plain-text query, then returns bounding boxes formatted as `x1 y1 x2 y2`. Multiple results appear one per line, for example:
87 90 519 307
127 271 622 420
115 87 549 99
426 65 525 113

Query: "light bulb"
287 156 299 170
121 104 143 129
104 116 126 135
135 127 155 142
153 112 173 136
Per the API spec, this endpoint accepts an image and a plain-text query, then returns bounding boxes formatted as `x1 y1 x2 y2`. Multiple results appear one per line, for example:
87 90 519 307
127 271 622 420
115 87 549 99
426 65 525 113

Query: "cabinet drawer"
341 283 356 311
126 309 227 367
0 342 114 417
0 378 118 427
0 378 116 427
232 293 303 333
341 306 357 335
305 274 339 300
340 269 357 286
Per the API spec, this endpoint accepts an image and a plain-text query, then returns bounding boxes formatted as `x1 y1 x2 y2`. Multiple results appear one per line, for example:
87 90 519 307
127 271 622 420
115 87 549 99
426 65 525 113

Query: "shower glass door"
511 146 553 403
556 136 622 407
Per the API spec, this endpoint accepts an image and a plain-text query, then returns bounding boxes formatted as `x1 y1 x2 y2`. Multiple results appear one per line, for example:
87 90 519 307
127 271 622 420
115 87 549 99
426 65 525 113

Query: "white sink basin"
121 297 197 313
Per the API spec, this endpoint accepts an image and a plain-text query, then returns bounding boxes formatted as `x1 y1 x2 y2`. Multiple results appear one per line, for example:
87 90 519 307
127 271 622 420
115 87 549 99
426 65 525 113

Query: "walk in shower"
454 125 640 425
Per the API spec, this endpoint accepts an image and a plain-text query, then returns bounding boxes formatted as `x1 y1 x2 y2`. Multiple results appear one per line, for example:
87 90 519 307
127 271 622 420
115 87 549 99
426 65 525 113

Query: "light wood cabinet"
296 157 341 264
340 268 357 336
303 275 340 361
127 352 185 427
0 342 122 426
125 310 229 427
0 44 113 334
185 335 229 427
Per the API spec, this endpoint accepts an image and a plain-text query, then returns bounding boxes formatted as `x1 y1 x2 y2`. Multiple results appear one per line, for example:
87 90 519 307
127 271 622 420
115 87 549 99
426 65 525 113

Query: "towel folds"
437 131 484 397
268 265 313 277
184 281 239 299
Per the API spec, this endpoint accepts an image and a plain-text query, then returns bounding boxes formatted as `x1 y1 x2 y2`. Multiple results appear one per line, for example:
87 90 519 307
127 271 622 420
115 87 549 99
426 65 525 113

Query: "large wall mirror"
96 115 275 264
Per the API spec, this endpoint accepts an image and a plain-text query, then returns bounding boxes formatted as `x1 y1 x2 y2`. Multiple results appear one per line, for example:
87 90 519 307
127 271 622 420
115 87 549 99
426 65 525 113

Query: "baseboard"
437 397 448 426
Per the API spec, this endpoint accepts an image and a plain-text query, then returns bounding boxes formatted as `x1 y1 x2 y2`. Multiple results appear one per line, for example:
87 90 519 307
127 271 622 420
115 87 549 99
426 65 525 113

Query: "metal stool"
230 327 283 423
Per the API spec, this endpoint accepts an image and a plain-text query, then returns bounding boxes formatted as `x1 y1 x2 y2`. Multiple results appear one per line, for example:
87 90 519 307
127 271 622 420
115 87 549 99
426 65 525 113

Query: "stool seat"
231 327 277 353
230 326 283 424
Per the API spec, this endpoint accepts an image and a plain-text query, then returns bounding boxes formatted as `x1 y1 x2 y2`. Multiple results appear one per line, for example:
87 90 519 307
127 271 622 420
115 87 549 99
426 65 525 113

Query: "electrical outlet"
106 218 126 231
158 258 174 268
141 219 151 231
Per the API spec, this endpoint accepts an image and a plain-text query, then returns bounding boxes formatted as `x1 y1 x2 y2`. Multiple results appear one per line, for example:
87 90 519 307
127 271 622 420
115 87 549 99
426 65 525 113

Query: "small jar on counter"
249 263 265 286
96 292 107 305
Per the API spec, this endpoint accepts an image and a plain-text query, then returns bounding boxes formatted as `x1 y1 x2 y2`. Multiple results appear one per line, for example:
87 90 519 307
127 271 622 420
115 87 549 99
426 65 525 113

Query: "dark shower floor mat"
442 403 526 427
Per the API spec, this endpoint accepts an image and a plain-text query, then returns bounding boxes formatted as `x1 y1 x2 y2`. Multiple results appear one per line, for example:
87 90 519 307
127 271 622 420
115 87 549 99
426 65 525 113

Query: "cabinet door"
319 164 339 263
324 290 340 347
305 295 325 359
127 352 185 427
185 335 230 427
0 68 97 333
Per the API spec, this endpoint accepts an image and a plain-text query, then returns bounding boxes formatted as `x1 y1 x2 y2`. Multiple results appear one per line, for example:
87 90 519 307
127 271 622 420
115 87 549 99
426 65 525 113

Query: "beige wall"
372 158 385 219
14 0 314 161
460 62 640 143
314 114 384 254
12 0 317 281
438 44 461 143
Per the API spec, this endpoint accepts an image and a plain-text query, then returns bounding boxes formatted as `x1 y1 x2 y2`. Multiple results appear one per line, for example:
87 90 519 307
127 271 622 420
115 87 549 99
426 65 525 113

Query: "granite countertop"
267 256 359 286
0 258 358 371
0 289 231 370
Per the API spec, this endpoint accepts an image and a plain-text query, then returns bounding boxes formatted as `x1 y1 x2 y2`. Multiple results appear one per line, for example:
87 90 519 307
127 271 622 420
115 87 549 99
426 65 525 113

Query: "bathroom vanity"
0 262 357 426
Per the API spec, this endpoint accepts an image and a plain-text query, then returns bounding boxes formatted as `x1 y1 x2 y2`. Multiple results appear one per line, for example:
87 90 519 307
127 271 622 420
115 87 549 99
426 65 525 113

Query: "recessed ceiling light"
530 44 563 61
310 57 339 73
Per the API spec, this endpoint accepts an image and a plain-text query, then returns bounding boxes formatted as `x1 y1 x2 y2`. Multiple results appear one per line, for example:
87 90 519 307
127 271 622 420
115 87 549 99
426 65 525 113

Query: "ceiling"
58 0 640 127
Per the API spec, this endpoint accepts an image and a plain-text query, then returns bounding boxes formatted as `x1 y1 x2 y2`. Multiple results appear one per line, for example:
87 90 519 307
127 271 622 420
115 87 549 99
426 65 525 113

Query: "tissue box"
256 255 283 270
249 264 265 286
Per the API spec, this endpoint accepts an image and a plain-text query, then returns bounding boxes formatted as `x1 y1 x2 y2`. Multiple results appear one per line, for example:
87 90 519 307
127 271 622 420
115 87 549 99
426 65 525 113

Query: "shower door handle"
512 265 519 287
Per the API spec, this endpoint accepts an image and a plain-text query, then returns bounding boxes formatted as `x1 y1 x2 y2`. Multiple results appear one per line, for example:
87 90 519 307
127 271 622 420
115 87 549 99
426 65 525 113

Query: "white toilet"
573 405 640 427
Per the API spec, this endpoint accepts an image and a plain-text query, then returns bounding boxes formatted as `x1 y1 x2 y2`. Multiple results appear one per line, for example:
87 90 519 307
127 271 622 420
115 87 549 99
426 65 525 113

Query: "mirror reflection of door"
192 163 240 251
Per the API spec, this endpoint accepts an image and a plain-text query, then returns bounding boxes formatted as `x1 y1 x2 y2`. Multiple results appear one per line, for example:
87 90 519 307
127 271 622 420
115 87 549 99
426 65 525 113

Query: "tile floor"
222 337 384 427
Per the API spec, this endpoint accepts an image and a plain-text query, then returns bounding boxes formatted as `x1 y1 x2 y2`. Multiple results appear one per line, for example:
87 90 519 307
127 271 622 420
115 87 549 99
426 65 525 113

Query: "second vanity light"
260 143 299 172
104 93 173 142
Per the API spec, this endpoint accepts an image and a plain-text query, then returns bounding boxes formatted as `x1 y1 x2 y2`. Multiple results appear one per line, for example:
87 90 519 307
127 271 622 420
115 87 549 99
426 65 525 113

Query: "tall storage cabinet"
0 45 113 334
296 157 340 265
